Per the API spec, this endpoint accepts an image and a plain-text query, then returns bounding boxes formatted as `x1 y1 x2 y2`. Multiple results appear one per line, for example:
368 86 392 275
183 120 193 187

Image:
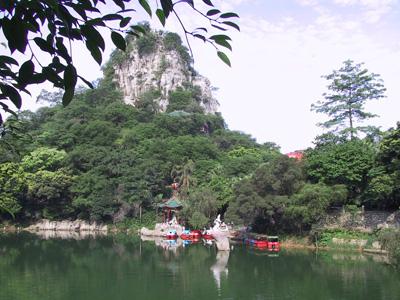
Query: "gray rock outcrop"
25 219 108 232
113 32 219 114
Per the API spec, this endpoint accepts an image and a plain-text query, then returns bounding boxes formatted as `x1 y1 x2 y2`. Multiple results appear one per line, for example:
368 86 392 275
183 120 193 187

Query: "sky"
4 0 400 153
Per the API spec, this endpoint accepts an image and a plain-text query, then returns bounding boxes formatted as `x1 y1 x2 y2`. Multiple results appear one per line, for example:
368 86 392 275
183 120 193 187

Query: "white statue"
213 214 222 230
168 216 178 226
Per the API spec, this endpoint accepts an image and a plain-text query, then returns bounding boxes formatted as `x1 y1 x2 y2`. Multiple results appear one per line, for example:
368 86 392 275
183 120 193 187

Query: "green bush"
315 229 372 248
378 229 400 266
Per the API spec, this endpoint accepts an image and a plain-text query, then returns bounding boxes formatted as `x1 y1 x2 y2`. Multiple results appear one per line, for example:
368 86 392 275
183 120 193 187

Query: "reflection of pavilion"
158 198 183 223
210 251 229 290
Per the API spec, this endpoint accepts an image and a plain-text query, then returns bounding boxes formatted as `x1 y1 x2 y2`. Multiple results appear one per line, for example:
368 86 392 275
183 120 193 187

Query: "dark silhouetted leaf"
0 55 18 65
195 27 208 32
62 87 74 106
18 60 35 86
0 84 22 108
86 42 102 65
102 14 123 21
112 0 125 10
64 64 77 90
111 31 126 51
161 0 173 18
222 21 240 31
220 12 239 18
81 25 105 51
120 17 131 27
78 75 94 89
193 34 206 42
207 9 220 16
34 37 55 54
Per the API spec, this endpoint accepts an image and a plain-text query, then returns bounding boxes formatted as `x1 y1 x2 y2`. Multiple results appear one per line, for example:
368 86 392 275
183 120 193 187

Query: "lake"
0 233 399 300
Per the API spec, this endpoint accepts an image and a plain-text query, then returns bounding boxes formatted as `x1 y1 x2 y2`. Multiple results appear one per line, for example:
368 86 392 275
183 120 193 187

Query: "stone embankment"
24 219 108 232
319 209 400 232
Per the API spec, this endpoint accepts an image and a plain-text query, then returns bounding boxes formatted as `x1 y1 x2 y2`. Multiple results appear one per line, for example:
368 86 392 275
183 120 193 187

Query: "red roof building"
285 150 304 160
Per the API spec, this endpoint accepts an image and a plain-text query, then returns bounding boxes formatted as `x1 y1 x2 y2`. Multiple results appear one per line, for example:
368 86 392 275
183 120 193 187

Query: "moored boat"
202 234 214 240
165 229 178 240
267 236 280 252
180 229 201 240
244 235 280 251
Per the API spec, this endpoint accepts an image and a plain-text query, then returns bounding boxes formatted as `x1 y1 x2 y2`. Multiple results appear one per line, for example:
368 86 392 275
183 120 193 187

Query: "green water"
0 233 399 300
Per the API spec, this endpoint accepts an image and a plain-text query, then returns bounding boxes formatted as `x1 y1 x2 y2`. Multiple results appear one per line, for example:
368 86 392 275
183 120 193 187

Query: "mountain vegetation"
0 30 399 237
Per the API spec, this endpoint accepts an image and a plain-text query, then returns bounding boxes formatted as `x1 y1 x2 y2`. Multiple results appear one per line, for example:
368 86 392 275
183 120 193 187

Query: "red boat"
245 238 268 248
245 235 280 251
165 230 178 240
202 234 214 240
180 230 202 240
267 236 280 252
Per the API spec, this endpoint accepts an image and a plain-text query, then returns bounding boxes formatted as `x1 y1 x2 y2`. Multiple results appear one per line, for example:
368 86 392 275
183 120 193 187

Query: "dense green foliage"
0 70 281 225
1 33 399 236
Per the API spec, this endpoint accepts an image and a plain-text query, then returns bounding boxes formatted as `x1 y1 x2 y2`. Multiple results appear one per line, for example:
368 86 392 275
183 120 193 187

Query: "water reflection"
1 233 399 300
27 229 107 240
210 251 229 290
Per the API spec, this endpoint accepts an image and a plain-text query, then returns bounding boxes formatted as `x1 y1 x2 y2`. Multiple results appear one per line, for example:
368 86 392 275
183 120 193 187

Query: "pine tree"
312 60 386 140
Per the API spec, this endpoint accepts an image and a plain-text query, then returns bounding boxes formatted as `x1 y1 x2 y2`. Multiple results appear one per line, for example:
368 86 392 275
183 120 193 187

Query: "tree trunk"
348 108 354 140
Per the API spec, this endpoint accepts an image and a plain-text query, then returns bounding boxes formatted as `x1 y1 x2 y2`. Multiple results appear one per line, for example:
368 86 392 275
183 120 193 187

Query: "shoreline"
0 221 390 257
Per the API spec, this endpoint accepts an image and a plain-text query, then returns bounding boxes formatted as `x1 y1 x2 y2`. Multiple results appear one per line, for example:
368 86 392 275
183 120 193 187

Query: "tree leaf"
102 14 123 21
86 43 102 65
112 0 125 10
55 37 72 62
120 17 131 27
81 25 105 51
33 37 55 54
111 31 126 51
139 0 152 16
64 64 77 90
0 84 22 109
209 34 232 41
161 0 174 18
78 75 94 89
220 12 239 18
202 0 214 6
62 87 75 106
194 27 208 32
156 9 166 26
130 25 146 35
193 34 206 42
207 9 220 16
217 51 231 67
0 55 18 66
18 60 35 86
222 21 240 31
214 39 232 51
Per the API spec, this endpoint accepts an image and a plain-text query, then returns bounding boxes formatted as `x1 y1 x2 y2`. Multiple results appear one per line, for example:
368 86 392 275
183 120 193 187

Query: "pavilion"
158 198 183 223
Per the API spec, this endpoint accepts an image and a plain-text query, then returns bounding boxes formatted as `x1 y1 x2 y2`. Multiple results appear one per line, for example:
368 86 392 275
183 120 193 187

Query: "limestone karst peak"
107 26 219 114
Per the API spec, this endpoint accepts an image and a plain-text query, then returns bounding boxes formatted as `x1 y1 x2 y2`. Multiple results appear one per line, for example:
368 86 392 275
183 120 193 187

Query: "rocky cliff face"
112 31 219 114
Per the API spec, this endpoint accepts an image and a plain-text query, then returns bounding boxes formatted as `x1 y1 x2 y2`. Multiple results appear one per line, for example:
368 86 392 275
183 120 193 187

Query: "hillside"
1 27 399 239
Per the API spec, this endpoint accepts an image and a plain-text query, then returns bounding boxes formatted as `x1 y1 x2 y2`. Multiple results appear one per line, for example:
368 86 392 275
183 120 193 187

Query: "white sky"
3 0 400 153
